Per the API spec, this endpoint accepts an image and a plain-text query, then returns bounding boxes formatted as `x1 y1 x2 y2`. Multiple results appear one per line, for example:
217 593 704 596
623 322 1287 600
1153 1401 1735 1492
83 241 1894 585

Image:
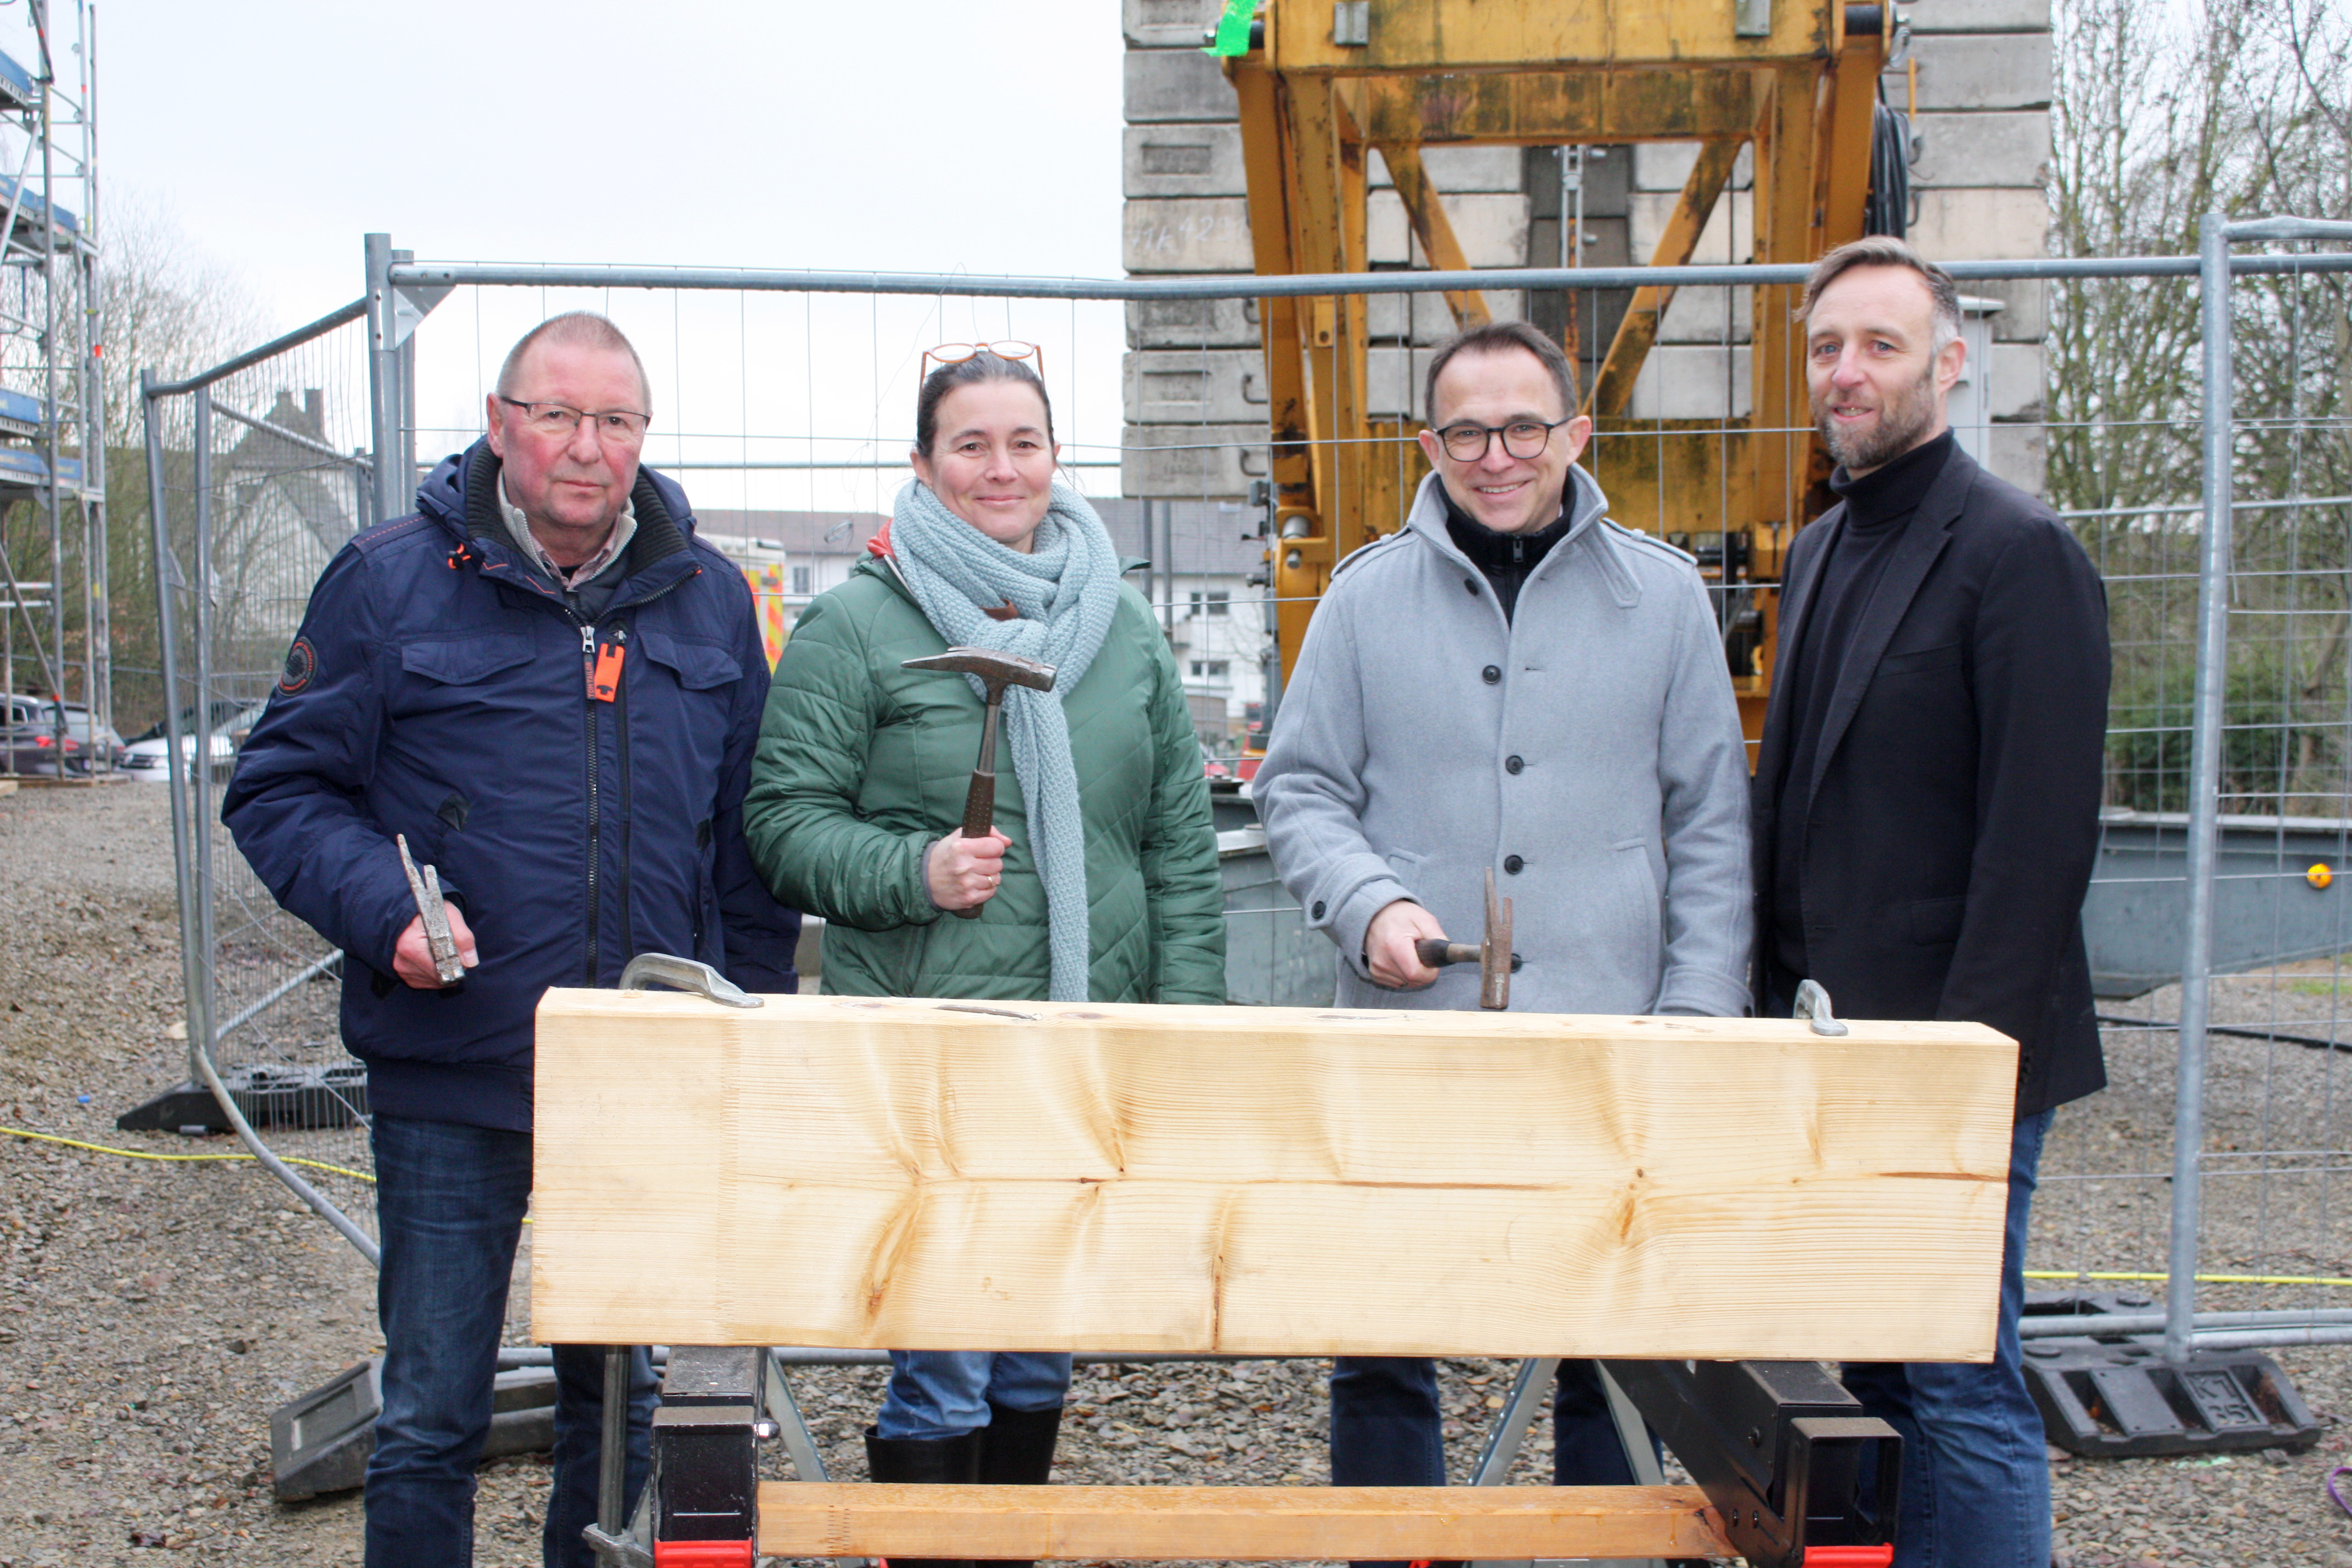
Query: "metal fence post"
189 383 219 1079
2164 210 2236 1364
144 372 209 1082
365 232 402 529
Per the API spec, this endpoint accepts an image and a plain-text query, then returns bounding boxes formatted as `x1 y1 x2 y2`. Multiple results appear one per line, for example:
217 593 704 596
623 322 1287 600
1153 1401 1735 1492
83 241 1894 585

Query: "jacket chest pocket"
395 633 537 715
634 628 740 773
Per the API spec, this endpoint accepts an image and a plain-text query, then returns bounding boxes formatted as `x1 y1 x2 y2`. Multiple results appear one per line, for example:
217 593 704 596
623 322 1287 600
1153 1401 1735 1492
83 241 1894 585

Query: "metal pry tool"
1412 865 1516 1009
395 833 466 988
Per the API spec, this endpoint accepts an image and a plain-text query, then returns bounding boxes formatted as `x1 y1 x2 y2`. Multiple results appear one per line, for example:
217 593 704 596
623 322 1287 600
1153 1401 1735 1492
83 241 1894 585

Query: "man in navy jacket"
1752 240 2108 1567
225 312 798 1568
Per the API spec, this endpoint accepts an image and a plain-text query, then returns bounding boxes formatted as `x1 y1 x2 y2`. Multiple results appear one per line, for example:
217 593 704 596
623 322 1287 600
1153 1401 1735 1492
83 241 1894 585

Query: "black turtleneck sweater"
1769 428 1956 980
1441 483 1576 623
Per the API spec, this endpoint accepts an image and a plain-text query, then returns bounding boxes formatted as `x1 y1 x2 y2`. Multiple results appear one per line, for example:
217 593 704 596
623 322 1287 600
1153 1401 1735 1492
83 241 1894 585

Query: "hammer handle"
946 771 997 920
1414 938 1480 968
961 770 995 840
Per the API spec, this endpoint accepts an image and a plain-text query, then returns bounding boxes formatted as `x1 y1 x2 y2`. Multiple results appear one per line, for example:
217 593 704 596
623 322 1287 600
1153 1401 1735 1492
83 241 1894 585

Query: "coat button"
1311 900 1326 920
1504 854 1524 874
1482 665 1501 684
1464 578 1479 595
1505 755 1523 775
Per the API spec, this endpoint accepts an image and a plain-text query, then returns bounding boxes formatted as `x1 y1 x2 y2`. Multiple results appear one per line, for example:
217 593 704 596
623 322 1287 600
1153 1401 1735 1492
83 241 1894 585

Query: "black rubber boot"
970 1402 1062 1568
977 1400 1063 1485
863 1425 982 1568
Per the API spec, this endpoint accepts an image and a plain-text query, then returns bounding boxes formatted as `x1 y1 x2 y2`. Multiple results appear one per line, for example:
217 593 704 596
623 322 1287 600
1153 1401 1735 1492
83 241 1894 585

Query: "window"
1190 661 1231 681
791 565 813 596
1189 590 1230 618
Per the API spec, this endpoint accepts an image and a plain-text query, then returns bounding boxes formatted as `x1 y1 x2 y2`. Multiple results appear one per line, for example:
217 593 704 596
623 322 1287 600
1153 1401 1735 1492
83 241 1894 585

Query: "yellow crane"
1227 0 1906 744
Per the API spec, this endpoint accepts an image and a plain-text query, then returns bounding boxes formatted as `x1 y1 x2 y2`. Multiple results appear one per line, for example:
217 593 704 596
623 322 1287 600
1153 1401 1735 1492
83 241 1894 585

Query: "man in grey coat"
1255 319 1751 1534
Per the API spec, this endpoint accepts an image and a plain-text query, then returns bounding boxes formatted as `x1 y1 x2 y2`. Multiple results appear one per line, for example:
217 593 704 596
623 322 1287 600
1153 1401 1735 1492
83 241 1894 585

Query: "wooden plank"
532 994 2016 1360
755 1482 1731 1561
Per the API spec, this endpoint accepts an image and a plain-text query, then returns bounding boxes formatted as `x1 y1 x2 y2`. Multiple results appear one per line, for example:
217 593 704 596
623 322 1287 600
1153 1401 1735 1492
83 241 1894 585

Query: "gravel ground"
7 781 2352 1565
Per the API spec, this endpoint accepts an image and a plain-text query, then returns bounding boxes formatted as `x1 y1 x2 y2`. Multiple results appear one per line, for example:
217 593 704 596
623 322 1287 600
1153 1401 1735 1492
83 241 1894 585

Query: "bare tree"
2052 0 2352 810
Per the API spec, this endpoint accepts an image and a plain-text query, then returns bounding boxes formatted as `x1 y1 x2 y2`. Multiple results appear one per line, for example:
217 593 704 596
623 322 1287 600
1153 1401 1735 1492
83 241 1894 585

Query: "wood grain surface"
752 1482 1732 1560
531 992 2016 1360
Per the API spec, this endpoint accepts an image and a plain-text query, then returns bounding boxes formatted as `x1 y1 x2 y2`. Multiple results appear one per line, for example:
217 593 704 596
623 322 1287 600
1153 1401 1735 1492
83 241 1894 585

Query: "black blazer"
1751 439 2110 1119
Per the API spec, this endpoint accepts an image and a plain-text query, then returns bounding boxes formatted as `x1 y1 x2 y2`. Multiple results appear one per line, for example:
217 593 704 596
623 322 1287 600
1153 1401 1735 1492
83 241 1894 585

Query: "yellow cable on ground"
1 1124 375 1184
2028 1267 2352 1288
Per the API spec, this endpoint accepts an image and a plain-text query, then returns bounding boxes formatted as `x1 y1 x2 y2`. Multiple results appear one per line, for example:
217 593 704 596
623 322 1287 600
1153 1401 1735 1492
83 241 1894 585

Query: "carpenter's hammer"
901 647 1058 919
1413 867 1516 1009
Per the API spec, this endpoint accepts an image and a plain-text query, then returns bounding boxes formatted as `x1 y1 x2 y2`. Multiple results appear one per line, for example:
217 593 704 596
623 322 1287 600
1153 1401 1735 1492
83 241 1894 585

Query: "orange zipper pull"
592 638 625 702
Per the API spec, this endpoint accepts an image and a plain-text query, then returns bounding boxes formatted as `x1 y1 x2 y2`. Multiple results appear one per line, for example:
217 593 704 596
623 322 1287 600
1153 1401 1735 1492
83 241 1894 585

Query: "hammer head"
902 647 1058 696
1478 865 1514 1010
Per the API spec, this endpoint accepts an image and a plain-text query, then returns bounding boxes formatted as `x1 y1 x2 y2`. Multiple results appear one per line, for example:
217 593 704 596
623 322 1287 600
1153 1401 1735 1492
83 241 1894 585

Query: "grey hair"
1798 235 1963 356
494 312 653 413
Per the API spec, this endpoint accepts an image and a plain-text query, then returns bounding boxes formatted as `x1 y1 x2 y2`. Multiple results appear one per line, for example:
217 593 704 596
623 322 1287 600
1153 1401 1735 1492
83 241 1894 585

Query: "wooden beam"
755 1482 1732 1561
531 993 2017 1360
1587 139 1744 420
1382 145 1491 330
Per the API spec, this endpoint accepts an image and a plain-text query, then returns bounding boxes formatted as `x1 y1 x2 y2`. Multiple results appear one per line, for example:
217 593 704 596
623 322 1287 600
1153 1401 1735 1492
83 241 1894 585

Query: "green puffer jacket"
745 555 1226 1003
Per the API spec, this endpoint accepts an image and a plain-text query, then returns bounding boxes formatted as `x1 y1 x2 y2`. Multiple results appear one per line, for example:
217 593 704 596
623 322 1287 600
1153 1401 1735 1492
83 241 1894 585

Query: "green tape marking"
1206 0 1255 56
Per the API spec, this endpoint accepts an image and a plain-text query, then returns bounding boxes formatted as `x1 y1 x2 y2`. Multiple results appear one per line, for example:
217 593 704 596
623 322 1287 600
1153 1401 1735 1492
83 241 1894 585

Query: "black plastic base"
117 1063 368 1135
269 1358 556 1500
2023 1294 2323 1457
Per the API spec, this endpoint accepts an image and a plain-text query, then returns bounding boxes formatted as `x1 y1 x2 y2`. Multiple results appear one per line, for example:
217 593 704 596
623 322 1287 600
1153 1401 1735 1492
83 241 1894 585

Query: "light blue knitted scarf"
889 476 1124 1001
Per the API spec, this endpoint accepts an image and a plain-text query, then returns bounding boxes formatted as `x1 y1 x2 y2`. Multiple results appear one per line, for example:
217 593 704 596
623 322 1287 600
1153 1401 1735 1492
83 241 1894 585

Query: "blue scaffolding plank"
0 172 77 242
0 386 48 439
0 443 82 489
0 50 35 113
0 51 34 114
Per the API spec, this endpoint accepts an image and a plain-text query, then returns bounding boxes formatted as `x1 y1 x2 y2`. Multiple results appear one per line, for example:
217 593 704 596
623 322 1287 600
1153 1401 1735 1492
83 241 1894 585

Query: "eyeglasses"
498 397 651 447
921 341 1047 379
1434 417 1576 462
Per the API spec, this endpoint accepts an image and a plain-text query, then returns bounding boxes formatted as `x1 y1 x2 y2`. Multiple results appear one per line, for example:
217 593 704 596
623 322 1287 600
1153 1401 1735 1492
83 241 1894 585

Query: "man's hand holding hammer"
927 829 1011 913
1364 899 1447 990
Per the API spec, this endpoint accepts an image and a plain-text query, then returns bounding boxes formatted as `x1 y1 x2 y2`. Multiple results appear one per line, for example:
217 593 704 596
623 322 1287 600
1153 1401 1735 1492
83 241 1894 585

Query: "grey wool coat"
1255 467 1754 1017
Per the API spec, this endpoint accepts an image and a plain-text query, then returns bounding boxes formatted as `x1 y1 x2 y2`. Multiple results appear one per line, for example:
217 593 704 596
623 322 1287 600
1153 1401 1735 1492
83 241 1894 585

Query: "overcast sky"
84 0 1137 511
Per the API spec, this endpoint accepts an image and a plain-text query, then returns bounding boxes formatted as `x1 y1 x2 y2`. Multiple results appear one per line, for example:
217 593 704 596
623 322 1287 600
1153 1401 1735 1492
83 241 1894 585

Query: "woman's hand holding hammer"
928 828 1012 912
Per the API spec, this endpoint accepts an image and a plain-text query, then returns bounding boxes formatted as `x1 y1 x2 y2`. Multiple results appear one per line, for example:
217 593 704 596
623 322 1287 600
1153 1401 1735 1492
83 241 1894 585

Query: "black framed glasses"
922 340 1047 379
498 398 651 447
1434 417 1575 462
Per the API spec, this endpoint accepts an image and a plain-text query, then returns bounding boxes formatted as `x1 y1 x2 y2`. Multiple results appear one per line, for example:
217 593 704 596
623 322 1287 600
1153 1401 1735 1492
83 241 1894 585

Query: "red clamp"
1803 1548 1896 1567
654 1543 753 1568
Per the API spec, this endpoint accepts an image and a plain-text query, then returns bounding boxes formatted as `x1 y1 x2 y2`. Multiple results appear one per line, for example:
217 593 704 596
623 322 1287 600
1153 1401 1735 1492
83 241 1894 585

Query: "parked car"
2 695 124 777
119 699 265 782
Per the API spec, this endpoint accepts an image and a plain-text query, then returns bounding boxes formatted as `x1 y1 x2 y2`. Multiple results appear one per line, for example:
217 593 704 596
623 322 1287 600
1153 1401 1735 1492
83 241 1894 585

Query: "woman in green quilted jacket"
743 346 1224 1553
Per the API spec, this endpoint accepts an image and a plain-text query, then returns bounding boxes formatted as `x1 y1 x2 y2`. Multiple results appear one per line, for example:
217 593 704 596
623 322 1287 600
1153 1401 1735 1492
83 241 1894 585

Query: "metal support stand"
1467 1359 1664 1568
600 1347 630 1537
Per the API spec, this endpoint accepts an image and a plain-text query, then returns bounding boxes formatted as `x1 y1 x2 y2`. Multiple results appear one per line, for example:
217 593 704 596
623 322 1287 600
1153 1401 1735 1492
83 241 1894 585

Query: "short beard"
1814 362 1941 473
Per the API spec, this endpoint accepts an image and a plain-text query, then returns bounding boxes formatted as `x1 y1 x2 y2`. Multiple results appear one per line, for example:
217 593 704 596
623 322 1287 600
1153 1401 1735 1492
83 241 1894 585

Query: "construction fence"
137 225 2352 1392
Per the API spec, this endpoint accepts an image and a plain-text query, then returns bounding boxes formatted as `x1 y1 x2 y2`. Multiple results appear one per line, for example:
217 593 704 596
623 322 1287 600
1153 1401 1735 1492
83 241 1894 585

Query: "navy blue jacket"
223 439 799 1131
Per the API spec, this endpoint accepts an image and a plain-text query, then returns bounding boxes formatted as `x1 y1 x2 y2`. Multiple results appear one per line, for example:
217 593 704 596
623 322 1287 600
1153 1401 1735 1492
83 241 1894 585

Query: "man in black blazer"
1752 237 2109 1568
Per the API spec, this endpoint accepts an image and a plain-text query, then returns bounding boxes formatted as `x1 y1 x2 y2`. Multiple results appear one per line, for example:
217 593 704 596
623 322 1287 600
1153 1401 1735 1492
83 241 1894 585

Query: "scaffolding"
0 0 101 779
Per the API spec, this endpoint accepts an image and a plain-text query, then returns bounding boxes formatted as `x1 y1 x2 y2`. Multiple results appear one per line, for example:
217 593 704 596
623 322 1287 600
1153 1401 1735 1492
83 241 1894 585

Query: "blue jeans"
1328 1356 1641 1485
877 1351 1074 1440
367 1114 657 1568
1843 1107 2054 1568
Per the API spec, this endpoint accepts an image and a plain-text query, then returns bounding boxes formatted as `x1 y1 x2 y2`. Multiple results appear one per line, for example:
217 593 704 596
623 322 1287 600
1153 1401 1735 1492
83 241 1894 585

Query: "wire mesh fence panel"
146 240 2352 1326
143 306 377 1253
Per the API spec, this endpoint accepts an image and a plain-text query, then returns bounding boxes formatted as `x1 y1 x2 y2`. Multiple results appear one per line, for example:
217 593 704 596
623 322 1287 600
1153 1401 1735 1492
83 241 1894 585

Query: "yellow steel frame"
1229 0 1891 743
